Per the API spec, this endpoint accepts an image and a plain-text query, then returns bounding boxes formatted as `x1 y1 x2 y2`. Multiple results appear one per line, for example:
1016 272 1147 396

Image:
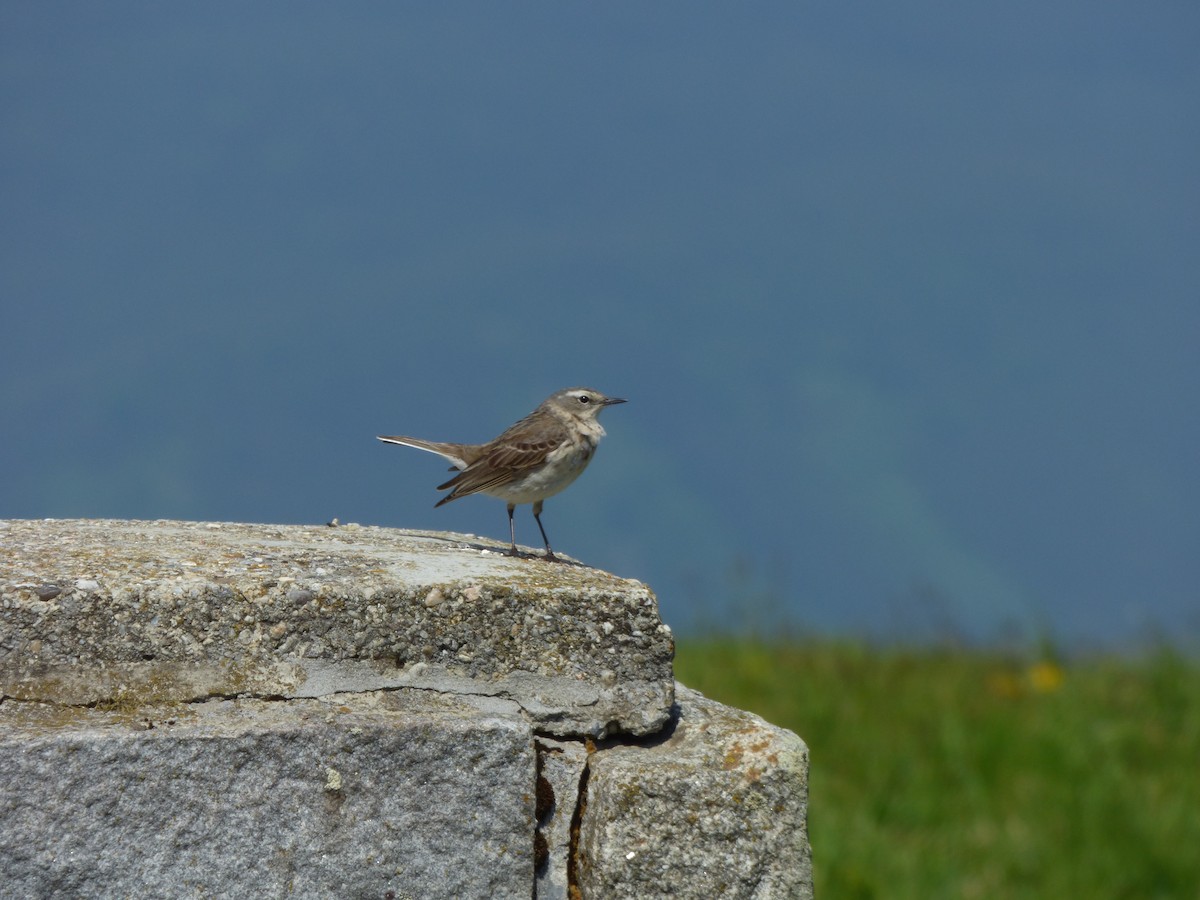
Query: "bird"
378 387 626 561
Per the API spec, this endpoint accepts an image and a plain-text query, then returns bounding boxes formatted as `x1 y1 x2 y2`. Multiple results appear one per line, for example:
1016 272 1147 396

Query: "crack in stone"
565 739 594 900
532 748 553 900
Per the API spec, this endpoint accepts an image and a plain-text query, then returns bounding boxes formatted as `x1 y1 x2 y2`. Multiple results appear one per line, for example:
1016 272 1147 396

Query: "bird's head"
549 387 627 421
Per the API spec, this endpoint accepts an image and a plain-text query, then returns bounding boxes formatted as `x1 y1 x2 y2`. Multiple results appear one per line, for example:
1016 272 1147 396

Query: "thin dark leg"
506 503 519 556
532 500 558 561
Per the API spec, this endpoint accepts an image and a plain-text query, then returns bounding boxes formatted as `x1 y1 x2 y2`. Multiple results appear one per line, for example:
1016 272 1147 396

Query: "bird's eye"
578 395 591 404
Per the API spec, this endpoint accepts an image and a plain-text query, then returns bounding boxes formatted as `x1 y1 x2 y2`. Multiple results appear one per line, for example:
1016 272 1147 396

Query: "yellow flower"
1027 661 1064 693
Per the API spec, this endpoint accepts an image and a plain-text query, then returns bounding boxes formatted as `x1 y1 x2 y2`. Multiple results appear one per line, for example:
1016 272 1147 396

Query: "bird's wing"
486 436 562 471
434 421 570 500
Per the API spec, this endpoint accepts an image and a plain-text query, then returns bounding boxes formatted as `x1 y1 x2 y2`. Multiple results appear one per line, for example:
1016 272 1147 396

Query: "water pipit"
378 387 625 561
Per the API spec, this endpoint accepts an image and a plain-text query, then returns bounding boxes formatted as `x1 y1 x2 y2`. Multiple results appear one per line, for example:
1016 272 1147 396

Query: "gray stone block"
0 518 675 738
0 689 535 899
0 519 813 898
578 684 814 899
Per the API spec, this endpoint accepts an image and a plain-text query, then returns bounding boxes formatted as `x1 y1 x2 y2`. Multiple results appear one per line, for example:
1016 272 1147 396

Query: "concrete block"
0 690 534 899
0 518 674 738
0 519 813 898
577 684 814 899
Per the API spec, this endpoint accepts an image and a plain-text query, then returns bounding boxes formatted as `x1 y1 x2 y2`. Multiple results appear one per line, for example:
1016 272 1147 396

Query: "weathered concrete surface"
0 689 535 899
0 519 813 899
0 518 674 738
577 684 814 899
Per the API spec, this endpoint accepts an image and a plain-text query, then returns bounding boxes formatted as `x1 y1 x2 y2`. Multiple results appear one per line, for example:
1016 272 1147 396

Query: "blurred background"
2 3 1197 647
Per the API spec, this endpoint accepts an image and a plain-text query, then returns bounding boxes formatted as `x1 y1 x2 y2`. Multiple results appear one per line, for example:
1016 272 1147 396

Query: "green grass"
675 638 1200 899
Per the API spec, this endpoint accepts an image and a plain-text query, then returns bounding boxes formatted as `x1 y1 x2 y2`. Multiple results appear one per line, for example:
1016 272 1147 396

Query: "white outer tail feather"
376 436 468 470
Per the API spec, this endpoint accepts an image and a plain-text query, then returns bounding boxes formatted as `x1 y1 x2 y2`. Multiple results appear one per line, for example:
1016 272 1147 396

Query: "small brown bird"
378 387 626 561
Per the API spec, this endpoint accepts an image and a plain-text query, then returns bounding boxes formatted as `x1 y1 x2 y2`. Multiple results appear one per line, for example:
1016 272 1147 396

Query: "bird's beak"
603 397 628 406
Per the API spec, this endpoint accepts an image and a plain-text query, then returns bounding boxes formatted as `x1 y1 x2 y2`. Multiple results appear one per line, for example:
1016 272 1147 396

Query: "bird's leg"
506 503 519 557
532 500 558 562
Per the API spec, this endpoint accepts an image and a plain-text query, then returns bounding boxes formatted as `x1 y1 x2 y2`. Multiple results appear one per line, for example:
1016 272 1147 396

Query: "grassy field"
675 638 1200 899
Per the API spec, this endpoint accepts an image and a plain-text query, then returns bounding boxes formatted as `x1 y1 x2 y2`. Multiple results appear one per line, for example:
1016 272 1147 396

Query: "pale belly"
480 440 596 505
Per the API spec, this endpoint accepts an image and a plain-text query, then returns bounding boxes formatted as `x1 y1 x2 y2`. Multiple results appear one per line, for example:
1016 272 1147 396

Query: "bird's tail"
376 435 478 470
